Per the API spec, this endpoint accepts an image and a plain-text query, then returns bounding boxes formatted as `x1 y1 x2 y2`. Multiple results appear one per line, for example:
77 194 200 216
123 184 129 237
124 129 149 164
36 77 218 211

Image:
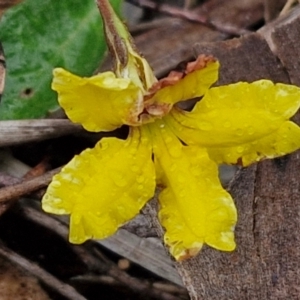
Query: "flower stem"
96 0 128 69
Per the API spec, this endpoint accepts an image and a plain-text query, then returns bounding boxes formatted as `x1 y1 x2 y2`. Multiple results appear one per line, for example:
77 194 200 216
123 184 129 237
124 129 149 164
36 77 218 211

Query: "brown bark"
147 6 300 300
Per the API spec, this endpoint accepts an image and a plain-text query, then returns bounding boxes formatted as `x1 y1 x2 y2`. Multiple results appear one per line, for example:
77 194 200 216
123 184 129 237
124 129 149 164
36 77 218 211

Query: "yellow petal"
147 120 237 261
52 68 142 132
167 80 300 165
208 121 300 165
42 127 155 244
149 60 219 105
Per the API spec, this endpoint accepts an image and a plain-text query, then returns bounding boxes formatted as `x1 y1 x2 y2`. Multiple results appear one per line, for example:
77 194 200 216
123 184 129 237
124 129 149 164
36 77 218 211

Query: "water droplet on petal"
57 208 67 214
177 174 185 183
73 214 81 225
118 206 125 213
137 176 145 183
43 194 50 201
130 165 139 172
199 121 212 131
117 206 126 217
179 191 186 198
204 97 214 109
61 173 73 181
129 147 137 155
191 167 201 176
248 126 255 135
137 184 144 190
112 173 128 187
51 180 61 188
179 119 188 126
142 192 150 198
170 163 177 172
72 236 78 242
53 198 62 204
160 124 165 128
169 145 182 158
204 177 211 183
226 153 233 160
165 137 173 143
141 136 149 143
160 128 166 134
100 140 109 150
237 146 244 154
236 128 243 136
224 121 231 128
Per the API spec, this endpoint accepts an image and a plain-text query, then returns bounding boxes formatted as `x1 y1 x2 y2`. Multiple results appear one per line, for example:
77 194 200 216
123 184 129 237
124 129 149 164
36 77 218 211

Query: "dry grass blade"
280 0 300 16
263 0 286 21
0 167 61 203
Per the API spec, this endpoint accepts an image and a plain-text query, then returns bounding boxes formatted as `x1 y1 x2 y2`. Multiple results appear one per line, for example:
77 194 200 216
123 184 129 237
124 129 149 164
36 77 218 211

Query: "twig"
0 240 87 300
21 203 183 285
99 228 183 285
125 0 250 36
71 274 120 286
18 203 186 300
0 119 82 147
0 172 21 187
94 248 181 300
0 168 61 203
0 172 22 216
18 204 109 273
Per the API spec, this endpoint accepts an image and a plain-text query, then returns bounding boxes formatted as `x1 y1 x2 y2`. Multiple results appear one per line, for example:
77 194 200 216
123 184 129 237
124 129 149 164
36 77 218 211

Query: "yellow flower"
42 0 300 261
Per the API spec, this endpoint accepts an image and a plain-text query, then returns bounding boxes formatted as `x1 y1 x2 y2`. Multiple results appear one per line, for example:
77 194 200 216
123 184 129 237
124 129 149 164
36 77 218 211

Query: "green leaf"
0 0 122 120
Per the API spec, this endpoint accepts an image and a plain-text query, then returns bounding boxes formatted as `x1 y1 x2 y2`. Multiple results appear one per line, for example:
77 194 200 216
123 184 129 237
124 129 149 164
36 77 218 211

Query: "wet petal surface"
167 80 300 165
52 68 142 132
148 60 219 106
42 127 155 243
147 120 237 260
208 121 300 165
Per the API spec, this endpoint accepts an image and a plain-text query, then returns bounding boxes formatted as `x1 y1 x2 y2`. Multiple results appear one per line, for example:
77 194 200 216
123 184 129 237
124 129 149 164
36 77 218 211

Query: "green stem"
96 0 128 69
